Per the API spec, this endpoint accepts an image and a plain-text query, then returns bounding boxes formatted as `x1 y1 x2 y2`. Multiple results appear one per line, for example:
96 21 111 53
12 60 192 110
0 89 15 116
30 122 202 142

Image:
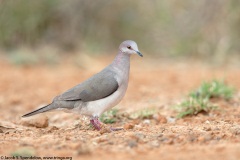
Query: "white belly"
73 80 128 117
73 65 129 117
83 84 127 117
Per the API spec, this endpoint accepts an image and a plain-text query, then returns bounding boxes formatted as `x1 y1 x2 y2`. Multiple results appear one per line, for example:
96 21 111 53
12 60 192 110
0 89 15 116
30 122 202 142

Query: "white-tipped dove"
22 40 143 130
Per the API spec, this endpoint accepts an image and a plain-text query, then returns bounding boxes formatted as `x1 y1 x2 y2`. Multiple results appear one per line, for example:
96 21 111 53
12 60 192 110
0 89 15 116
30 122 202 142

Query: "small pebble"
127 140 138 148
230 126 240 135
142 119 151 125
167 117 176 123
205 120 210 124
204 133 212 141
94 135 108 143
76 144 92 155
149 140 160 147
153 114 167 124
203 126 211 131
124 123 135 130
21 115 49 128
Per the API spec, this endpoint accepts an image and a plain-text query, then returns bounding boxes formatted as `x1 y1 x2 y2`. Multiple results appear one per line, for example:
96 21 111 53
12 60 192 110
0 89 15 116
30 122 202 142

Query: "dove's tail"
22 103 56 117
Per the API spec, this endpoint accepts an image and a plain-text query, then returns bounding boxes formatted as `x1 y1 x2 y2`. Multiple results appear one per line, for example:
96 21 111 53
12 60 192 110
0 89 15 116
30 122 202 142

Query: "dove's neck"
112 51 130 72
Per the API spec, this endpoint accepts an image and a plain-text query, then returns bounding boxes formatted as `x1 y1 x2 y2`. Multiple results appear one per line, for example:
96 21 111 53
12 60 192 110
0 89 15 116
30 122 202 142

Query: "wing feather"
56 70 119 102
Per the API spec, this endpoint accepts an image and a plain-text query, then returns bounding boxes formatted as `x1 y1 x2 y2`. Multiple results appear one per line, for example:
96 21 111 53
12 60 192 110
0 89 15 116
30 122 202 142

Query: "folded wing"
56 70 119 102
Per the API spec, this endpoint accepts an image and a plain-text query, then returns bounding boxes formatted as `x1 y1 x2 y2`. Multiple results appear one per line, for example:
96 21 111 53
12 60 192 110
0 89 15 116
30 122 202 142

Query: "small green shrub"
175 80 235 118
175 97 217 118
100 108 118 124
11 147 35 157
189 80 235 100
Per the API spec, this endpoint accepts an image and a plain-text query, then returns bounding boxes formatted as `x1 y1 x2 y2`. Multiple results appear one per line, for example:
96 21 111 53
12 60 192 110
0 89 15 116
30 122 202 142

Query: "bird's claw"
90 117 123 131
90 117 102 131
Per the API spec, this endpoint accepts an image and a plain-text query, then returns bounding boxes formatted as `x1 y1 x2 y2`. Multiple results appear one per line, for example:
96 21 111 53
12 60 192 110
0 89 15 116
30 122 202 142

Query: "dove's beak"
136 51 143 57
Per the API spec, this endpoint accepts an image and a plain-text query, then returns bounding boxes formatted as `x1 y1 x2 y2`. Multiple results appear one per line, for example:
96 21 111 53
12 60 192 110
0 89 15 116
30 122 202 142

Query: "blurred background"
0 0 240 64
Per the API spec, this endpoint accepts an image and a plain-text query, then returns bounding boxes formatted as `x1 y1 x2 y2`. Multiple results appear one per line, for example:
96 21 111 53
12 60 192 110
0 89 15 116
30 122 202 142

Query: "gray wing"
56 69 119 102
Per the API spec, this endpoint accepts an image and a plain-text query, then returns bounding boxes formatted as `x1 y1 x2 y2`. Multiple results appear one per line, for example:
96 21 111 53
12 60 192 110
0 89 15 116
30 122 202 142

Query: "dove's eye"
127 46 131 49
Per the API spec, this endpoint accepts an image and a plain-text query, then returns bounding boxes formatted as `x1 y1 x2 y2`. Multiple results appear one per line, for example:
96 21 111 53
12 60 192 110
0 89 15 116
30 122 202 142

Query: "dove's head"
119 40 143 57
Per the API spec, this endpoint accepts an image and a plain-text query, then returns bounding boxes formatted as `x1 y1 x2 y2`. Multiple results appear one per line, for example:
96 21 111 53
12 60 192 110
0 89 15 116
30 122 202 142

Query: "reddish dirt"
0 57 240 160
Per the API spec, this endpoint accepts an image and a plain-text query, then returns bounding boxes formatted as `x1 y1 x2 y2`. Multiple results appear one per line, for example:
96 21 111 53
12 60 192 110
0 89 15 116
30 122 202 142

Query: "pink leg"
90 117 101 130
90 116 123 131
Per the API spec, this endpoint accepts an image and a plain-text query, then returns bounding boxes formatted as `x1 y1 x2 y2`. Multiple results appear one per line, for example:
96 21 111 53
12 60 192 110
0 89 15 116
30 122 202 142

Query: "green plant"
189 80 235 100
175 97 217 118
175 80 235 118
11 147 35 157
100 108 118 124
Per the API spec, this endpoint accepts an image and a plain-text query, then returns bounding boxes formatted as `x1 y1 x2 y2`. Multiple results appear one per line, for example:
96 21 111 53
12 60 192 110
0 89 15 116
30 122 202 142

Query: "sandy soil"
0 57 240 160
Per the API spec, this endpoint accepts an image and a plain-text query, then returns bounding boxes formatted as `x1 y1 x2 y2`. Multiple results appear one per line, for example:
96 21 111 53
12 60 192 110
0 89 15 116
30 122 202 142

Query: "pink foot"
90 117 101 130
90 117 123 131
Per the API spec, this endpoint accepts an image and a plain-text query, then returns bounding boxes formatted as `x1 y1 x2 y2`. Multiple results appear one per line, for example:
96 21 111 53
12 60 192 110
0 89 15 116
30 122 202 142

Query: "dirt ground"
0 56 240 160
